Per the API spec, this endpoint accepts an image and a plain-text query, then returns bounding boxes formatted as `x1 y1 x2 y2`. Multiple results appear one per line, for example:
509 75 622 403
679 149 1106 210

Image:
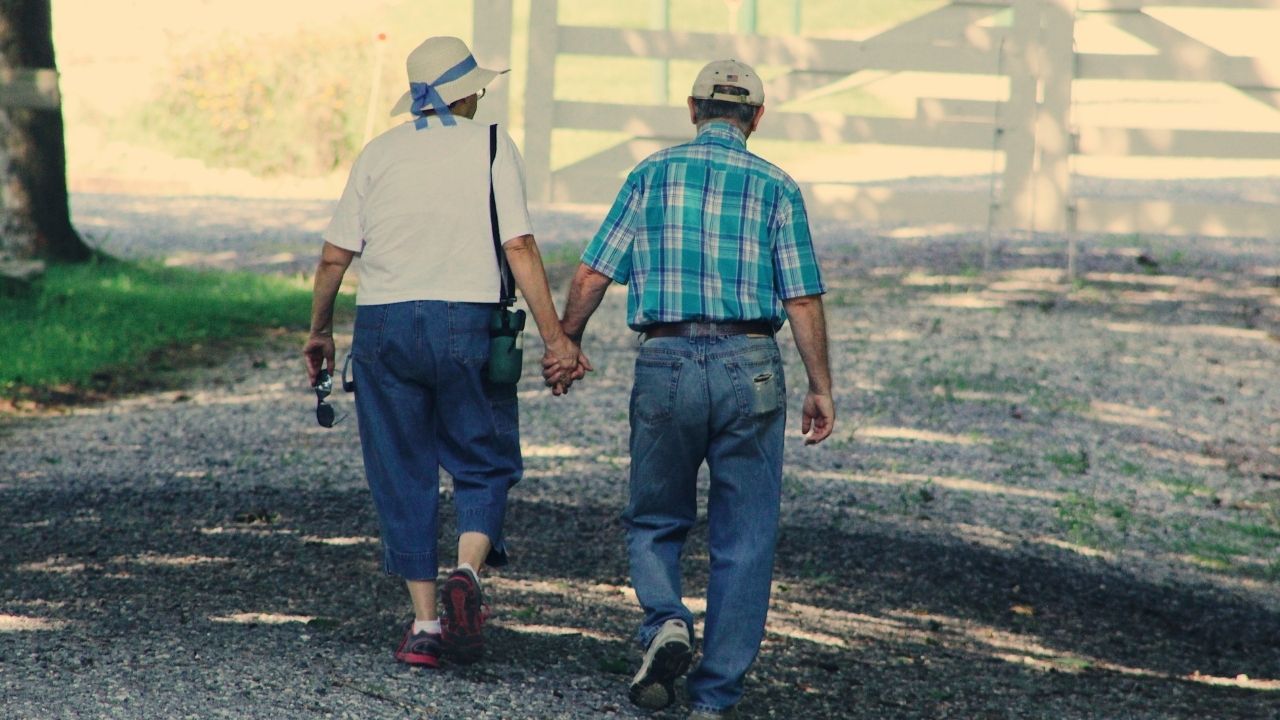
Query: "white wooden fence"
486 0 1280 238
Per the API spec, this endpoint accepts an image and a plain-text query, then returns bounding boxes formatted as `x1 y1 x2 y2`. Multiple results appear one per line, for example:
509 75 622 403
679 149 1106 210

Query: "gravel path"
3 186 1279 719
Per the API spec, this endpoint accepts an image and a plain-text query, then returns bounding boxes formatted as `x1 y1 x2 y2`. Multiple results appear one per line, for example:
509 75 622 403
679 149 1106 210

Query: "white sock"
457 562 479 583
413 619 442 635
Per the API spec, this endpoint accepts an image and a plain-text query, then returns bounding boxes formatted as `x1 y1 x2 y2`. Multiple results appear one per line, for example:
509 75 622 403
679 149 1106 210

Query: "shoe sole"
394 650 441 668
628 639 693 711
441 574 484 664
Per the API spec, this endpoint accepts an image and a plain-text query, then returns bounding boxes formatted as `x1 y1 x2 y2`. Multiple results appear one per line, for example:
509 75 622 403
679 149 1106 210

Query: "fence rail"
506 0 1280 238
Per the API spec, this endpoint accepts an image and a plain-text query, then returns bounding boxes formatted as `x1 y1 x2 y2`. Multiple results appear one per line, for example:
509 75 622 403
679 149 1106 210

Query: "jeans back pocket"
449 303 492 366
351 305 388 361
631 355 682 425
727 350 785 418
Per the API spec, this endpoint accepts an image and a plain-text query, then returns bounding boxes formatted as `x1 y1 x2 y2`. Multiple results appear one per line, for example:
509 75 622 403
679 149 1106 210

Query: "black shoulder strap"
490 123 516 306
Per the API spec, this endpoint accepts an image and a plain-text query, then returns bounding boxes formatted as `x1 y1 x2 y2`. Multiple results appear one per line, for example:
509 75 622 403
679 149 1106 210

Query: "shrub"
134 31 377 176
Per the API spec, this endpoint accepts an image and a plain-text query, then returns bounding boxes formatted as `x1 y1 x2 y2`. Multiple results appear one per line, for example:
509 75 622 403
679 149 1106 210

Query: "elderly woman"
303 36 584 668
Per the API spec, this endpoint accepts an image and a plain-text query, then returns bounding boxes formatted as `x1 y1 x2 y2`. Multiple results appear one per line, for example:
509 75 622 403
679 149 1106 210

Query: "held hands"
801 391 836 445
302 333 336 387
541 334 592 396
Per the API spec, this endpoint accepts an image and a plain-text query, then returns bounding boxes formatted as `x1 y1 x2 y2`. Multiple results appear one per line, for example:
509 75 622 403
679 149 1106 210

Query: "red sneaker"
393 623 442 668
440 567 486 664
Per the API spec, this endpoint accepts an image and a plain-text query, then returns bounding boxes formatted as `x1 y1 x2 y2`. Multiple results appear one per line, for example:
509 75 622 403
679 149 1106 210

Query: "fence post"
472 0 514 128
999 0 1075 236
651 0 670 104
523 0 559 203
997 0 1043 232
725 0 757 34
361 33 388 145
739 0 757 34
1033 0 1074 235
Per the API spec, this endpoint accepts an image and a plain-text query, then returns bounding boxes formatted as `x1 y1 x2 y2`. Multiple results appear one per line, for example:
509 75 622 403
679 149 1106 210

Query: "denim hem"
454 517 511 569
383 548 438 581
457 509 502 539
635 613 694 649
484 542 510 568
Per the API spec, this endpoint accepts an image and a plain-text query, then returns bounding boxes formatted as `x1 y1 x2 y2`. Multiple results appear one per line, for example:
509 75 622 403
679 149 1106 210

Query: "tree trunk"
0 0 90 262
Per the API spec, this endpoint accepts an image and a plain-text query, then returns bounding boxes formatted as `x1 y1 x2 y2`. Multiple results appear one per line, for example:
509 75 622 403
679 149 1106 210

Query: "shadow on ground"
3 484 1276 719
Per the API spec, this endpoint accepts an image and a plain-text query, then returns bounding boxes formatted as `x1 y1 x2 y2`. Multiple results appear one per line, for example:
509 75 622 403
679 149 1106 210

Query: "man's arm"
560 263 614 343
303 241 356 385
542 263 613 394
503 234 589 389
782 294 835 445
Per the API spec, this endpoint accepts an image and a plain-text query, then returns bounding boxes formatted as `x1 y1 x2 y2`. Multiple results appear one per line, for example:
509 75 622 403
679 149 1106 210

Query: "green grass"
883 365 1084 416
1154 473 1214 501
1054 491 1134 548
1116 460 1144 477
0 258 348 394
1045 448 1090 476
540 240 590 266
1156 514 1280 579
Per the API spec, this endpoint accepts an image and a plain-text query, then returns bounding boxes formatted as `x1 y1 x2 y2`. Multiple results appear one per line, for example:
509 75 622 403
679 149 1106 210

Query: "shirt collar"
695 121 748 149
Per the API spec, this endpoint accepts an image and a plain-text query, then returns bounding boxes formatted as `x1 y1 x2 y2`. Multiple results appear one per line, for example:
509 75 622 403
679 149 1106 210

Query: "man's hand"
303 333 335 387
783 294 834 446
801 391 835 445
542 335 591 395
542 355 590 396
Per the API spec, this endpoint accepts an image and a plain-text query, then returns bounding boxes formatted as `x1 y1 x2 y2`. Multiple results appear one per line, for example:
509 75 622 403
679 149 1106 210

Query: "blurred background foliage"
131 31 368 176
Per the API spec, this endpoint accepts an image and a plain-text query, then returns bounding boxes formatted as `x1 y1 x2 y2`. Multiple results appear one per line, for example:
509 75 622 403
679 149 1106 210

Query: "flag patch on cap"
726 74 739 81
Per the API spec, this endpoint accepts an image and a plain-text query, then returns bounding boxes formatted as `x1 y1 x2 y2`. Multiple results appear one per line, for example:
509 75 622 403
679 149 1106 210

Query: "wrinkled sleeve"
771 184 826 299
580 172 642 285
324 150 368 253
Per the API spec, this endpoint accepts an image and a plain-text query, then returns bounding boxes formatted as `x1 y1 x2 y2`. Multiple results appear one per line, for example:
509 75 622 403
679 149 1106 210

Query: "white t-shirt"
324 118 533 305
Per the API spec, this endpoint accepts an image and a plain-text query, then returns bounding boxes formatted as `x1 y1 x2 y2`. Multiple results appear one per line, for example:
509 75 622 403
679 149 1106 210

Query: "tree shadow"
4 483 1274 719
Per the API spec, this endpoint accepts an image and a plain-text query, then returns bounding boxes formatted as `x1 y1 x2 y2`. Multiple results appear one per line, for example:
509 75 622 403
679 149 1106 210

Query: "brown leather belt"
643 320 774 339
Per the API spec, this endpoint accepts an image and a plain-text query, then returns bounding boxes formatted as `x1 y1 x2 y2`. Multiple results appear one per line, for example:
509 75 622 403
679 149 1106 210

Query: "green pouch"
487 307 526 385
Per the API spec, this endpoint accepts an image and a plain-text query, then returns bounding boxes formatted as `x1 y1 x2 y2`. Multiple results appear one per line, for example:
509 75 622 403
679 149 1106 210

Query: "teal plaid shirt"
582 121 826 331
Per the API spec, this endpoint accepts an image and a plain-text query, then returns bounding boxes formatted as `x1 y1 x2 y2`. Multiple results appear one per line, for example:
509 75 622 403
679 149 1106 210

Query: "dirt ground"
2 206 1279 719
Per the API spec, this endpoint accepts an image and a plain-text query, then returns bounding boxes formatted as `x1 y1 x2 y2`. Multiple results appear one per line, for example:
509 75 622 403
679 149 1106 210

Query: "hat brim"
390 67 507 117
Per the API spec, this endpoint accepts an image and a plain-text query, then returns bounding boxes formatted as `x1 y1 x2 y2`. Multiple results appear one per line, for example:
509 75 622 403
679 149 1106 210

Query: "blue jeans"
351 301 520 581
624 334 786 713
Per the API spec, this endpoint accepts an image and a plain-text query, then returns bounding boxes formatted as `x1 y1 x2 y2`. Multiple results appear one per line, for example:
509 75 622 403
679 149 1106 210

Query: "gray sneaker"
629 619 694 711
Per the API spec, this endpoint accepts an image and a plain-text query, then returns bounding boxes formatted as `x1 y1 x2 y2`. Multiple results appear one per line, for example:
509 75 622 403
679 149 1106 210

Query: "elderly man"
305 36 582 668
550 60 835 719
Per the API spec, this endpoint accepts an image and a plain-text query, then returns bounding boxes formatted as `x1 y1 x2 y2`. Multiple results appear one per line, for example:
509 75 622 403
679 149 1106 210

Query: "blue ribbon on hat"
410 54 478 129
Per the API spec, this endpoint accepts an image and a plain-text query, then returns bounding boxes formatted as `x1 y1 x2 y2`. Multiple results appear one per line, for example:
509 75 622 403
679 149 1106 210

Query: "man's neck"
696 119 750 140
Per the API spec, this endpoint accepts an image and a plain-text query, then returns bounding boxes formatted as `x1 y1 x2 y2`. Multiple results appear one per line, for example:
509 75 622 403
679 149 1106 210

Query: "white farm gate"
476 0 1280 238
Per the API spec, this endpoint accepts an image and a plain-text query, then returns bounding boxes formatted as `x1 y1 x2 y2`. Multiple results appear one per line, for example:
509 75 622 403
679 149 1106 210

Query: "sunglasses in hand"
313 369 347 428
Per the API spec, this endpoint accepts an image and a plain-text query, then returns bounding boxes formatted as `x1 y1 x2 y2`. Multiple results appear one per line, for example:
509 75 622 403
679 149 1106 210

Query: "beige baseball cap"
690 59 764 106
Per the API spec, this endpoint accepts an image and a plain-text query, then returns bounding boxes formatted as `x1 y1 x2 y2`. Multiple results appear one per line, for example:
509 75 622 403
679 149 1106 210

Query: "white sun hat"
389 36 508 118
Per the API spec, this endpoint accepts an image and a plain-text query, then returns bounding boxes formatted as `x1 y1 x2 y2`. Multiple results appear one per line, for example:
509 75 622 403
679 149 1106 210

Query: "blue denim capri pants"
350 301 520 581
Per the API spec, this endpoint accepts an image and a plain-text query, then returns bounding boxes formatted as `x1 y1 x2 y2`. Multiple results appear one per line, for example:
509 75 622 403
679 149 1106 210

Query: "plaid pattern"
582 122 825 331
